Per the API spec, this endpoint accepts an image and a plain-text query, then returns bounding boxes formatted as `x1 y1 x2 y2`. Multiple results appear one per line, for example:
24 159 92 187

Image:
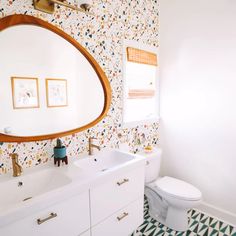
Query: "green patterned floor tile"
131 196 236 236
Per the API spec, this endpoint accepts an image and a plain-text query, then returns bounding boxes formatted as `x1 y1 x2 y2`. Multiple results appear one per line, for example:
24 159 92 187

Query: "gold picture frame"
11 77 40 109
46 78 68 107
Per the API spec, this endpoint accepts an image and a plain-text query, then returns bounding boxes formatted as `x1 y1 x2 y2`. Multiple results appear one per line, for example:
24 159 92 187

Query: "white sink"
0 148 146 229
73 149 136 173
0 169 71 211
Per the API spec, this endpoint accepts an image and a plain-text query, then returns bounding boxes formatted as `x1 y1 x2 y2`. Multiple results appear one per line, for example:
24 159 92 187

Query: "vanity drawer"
90 166 145 225
0 191 90 236
92 197 144 236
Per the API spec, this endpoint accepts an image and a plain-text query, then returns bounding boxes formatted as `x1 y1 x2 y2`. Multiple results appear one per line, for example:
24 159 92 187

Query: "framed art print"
11 77 39 109
46 78 68 107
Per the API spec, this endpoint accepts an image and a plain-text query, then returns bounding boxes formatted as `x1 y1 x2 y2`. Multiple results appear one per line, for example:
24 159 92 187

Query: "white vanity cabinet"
90 166 145 236
0 191 90 236
0 150 146 236
92 198 143 236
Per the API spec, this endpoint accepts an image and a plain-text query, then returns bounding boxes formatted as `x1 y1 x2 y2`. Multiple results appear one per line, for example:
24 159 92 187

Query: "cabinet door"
90 166 145 225
0 191 90 236
92 198 144 236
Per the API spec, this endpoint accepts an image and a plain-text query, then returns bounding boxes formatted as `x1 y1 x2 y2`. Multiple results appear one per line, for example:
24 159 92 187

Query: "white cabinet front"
92 198 144 236
0 191 90 236
90 166 145 226
0 158 146 236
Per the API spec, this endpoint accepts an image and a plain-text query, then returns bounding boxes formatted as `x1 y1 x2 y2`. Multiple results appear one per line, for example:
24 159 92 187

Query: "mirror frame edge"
0 14 112 142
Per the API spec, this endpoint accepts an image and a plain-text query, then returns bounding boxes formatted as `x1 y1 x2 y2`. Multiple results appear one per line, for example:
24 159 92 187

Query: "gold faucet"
10 153 23 177
88 137 101 155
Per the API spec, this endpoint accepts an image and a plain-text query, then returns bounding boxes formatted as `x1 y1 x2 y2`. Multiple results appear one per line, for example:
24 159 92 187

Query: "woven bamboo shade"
126 47 157 66
128 89 155 99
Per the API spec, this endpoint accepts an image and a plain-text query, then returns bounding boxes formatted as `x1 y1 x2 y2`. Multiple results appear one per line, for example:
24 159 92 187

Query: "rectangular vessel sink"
73 149 136 173
0 169 71 211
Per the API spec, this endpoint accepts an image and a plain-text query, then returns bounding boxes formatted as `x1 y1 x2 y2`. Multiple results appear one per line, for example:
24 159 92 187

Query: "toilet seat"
151 176 202 201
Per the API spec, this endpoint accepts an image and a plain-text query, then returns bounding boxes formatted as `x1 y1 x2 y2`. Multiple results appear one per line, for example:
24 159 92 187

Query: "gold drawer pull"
117 212 129 221
37 212 57 225
117 178 129 186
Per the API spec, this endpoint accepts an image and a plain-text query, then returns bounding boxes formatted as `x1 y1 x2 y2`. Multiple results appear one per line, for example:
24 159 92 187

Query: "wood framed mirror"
0 14 111 142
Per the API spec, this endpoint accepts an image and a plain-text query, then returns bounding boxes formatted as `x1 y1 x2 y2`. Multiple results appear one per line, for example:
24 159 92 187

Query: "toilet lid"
155 176 202 201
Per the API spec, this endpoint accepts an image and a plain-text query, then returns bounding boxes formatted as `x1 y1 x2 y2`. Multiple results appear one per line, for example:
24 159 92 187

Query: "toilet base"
165 206 188 231
148 209 166 226
145 187 189 232
145 178 201 232
148 206 188 232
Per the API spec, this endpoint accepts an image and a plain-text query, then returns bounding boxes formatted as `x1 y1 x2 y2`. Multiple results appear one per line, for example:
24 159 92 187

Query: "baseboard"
196 201 236 227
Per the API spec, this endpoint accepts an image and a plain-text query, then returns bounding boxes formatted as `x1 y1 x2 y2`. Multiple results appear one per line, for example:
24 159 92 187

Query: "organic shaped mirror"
0 14 111 142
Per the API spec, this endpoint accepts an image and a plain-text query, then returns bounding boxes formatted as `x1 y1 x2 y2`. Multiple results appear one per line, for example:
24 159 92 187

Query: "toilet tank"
139 148 162 183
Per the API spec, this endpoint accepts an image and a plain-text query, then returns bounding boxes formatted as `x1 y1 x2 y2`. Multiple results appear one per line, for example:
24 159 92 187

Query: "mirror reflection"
0 24 105 137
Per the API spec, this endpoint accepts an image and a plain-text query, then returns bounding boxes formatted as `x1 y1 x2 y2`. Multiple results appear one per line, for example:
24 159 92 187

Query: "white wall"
160 0 236 224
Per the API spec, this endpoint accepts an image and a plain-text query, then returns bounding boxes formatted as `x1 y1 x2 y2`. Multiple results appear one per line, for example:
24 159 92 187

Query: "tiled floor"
132 197 236 236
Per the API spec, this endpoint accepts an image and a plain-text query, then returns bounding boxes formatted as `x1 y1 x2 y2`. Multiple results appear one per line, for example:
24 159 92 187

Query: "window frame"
122 40 160 128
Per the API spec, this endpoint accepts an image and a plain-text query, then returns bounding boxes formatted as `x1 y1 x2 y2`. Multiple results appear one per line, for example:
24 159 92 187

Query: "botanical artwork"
11 77 39 109
46 79 68 107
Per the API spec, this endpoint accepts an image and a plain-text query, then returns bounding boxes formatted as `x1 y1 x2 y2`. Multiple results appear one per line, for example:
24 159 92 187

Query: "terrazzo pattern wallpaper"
0 0 159 174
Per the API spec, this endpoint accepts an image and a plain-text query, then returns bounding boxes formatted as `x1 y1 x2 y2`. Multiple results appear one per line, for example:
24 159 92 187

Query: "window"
122 41 159 126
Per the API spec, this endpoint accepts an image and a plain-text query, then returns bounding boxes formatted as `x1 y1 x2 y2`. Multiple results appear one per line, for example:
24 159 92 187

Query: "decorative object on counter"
11 77 40 109
53 138 68 166
46 79 68 107
33 0 93 15
144 145 153 153
54 156 68 167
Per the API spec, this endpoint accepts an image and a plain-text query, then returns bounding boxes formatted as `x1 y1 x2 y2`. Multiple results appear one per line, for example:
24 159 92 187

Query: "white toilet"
143 148 202 232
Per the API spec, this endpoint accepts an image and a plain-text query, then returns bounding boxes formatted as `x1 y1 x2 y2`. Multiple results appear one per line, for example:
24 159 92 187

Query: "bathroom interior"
0 0 236 235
